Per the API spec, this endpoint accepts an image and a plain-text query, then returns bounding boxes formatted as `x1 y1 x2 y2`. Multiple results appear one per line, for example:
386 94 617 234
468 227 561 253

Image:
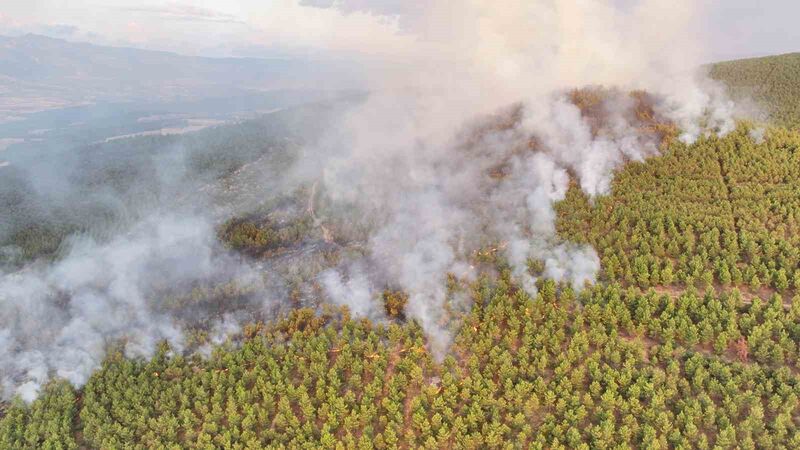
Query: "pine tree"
661 265 675 285
750 274 762 290
731 266 744 284
775 269 789 291
701 269 714 288
718 263 732 286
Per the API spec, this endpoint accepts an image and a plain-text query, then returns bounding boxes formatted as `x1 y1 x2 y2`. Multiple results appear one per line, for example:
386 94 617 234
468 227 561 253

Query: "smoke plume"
1 0 740 399
0 214 277 401
305 0 735 355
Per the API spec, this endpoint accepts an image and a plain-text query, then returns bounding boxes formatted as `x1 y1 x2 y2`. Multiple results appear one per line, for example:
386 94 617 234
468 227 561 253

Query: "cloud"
2 0 799 62
121 2 245 24
299 0 424 20
241 1 412 60
32 23 79 37
0 21 82 42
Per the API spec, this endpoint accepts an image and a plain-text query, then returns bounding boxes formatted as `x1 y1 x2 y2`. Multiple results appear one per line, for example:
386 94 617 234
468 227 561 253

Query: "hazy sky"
0 0 797 61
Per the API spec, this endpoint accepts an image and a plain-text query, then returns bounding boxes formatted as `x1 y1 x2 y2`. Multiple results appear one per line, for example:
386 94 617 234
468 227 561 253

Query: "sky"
0 0 798 61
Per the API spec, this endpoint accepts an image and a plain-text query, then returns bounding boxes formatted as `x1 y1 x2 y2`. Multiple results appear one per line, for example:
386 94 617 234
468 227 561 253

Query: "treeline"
3 275 799 448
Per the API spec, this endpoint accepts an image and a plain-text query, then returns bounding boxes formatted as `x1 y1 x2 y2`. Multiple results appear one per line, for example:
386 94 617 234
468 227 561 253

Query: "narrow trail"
649 283 793 309
308 181 334 244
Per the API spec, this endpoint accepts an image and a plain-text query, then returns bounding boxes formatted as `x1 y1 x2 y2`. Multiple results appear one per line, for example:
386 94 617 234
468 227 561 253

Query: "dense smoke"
305 0 735 354
1 0 739 400
0 214 277 402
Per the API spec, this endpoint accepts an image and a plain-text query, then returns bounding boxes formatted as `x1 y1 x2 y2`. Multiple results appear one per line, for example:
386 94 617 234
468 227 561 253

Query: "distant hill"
710 52 800 128
0 34 359 120
0 34 304 86
0 97 352 270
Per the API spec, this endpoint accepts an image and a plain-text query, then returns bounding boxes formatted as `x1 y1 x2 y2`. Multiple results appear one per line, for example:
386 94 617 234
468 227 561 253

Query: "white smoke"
749 126 766 144
300 0 736 354
0 214 270 401
320 264 380 318
0 0 743 398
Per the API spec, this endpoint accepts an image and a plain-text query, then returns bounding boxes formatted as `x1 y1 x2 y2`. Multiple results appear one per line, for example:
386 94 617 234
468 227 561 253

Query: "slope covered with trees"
2 275 800 448
710 53 800 129
0 99 349 271
557 124 800 296
4 74 800 447
8 118 800 445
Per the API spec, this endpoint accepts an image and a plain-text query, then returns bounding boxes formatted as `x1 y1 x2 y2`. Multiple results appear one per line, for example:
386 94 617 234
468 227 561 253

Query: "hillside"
558 124 800 294
710 53 800 128
0 34 358 120
5 280 799 449
3 53 800 449
5 1 800 447
3 122 800 448
0 98 354 271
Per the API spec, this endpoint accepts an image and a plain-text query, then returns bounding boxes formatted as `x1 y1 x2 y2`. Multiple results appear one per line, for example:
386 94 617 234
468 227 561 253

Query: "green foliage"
0 223 73 267
557 124 800 294
0 105 317 268
6 85 800 448
4 278 800 448
0 381 77 450
710 53 800 129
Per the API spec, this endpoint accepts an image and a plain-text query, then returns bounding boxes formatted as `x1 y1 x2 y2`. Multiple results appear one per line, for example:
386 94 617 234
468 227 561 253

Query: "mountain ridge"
0 34 359 119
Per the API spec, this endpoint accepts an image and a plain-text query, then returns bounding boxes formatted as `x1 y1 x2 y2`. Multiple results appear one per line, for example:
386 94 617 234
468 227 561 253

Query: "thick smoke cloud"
1 0 740 399
0 214 272 401
308 0 735 355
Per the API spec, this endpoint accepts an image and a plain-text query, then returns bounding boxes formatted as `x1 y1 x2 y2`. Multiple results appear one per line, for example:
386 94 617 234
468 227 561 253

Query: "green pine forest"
710 53 800 129
4 56 800 449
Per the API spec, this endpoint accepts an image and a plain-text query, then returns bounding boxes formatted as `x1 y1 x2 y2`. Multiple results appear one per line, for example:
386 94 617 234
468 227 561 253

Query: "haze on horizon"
1 0 798 63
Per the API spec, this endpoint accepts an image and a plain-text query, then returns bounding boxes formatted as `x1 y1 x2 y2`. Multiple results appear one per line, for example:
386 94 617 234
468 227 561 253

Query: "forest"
4 123 800 448
0 99 346 271
3 54 800 448
710 53 800 129
3 275 799 449
557 124 800 295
